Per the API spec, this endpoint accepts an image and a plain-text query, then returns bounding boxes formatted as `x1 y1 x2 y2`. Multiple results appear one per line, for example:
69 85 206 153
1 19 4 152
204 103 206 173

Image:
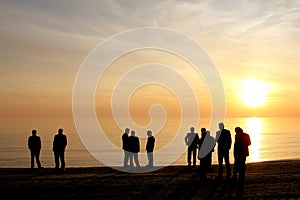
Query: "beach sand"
1 160 299 200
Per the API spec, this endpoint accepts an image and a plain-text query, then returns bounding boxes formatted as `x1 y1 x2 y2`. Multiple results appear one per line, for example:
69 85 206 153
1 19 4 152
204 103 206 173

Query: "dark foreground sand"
1 160 299 200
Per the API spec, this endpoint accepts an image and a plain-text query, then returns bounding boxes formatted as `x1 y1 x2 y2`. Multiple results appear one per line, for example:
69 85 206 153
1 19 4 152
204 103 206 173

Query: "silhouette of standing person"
216 122 232 179
52 128 67 170
233 127 251 191
128 130 140 168
122 128 130 168
198 128 215 182
146 130 155 167
185 127 199 167
28 129 42 169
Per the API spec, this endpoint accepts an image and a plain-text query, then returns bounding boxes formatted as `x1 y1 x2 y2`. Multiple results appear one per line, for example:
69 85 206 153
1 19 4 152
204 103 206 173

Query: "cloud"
0 0 300 118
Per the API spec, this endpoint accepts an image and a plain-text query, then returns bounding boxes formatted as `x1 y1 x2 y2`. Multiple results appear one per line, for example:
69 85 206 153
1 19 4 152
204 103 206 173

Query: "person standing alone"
146 130 155 167
28 129 42 169
185 127 199 167
216 122 232 179
53 128 67 170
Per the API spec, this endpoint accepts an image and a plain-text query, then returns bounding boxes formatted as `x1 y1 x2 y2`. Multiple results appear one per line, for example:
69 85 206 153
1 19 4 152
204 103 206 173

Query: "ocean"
0 117 299 168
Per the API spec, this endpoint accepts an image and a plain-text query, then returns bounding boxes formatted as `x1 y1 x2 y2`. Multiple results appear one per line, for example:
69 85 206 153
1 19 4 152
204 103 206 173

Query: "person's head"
125 128 130 134
201 128 206 133
58 128 63 134
219 122 224 130
201 128 206 137
206 130 211 136
32 129 37 136
190 127 195 133
131 130 135 136
147 130 152 137
235 127 243 135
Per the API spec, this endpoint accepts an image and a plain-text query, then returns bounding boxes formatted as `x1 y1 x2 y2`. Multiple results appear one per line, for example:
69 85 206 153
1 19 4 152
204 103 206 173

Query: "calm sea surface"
0 117 299 168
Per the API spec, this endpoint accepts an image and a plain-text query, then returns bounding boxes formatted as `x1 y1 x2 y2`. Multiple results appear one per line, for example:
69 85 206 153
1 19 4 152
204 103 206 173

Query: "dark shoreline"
1 160 300 200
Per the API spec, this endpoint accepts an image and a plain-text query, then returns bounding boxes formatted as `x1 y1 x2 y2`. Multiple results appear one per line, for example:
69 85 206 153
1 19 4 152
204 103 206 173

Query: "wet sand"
0 160 299 200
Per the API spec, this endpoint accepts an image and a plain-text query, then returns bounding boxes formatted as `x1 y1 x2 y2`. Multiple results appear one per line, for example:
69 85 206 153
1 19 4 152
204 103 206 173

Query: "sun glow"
239 79 269 107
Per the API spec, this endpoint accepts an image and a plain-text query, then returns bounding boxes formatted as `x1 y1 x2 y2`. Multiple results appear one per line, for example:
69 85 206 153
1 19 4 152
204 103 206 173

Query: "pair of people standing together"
185 122 251 185
216 122 251 185
185 127 215 181
122 128 155 168
28 128 67 170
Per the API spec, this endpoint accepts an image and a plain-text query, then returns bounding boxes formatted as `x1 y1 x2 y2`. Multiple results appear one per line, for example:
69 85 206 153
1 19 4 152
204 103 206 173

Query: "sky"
1 0 300 134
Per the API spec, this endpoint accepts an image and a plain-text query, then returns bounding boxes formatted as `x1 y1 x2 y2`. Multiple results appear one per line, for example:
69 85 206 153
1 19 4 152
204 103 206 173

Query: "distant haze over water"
0 117 299 168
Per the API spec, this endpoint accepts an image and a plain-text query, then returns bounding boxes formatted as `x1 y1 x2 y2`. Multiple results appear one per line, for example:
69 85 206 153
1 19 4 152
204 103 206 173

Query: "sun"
239 79 269 107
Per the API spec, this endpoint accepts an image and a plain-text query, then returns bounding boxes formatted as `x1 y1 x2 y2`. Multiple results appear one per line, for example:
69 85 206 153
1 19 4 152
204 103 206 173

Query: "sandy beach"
1 160 299 200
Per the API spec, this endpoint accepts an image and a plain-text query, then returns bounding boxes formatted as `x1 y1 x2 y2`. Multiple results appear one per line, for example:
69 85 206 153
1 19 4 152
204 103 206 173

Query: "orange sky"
1 1 300 134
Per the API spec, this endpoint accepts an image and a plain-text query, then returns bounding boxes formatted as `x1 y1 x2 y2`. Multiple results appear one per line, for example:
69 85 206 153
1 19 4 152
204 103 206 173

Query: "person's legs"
60 151 65 169
218 152 223 177
207 153 212 172
124 151 130 167
187 148 192 166
192 148 197 166
129 152 133 167
54 152 60 168
199 158 208 184
30 151 35 168
133 153 140 167
147 152 153 167
224 151 231 178
238 156 246 185
232 158 239 183
36 151 42 168
199 159 204 178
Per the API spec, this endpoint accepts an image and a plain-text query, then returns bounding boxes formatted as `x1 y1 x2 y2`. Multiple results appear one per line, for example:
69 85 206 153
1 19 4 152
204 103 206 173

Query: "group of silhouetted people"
185 122 251 190
122 128 155 168
28 128 67 171
28 123 250 189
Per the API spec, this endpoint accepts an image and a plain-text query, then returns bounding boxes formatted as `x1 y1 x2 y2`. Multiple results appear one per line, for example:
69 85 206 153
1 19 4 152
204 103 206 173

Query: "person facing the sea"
216 122 232 179
128 130 140 168
122 128 130 168
233 127 251 190
28 129 42 169
198 128 215 182
146 130 155 167
52 128 67 170
184 127 199 167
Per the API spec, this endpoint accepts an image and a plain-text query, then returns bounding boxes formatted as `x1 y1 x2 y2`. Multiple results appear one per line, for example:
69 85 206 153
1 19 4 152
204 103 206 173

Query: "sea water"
0 117 299 168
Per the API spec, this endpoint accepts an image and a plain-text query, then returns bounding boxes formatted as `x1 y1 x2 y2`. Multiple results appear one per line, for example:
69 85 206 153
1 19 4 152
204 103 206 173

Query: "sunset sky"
1 0 300 134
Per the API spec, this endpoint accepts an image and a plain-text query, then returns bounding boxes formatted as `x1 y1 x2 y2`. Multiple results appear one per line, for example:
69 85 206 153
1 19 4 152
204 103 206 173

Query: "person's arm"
228 131 232 150
247 134 251 146
28 137 31 150
184 134 188 145
38 137 41 150
215 131 220 143
153 137 155 149
196 134 200 148
64 135 67 148
146 138 149 152
52 136 56 151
